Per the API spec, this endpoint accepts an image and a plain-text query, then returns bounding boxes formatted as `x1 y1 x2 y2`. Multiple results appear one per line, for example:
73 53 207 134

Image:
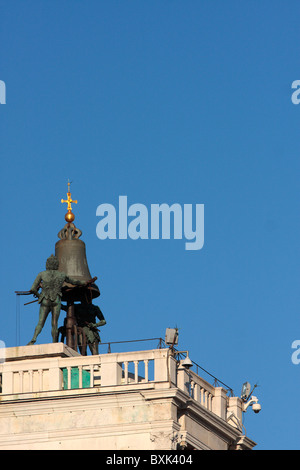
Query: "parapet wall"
0 343 256 450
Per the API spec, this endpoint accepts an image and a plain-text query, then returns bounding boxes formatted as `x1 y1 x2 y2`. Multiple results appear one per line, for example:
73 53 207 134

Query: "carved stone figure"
27 255 88 345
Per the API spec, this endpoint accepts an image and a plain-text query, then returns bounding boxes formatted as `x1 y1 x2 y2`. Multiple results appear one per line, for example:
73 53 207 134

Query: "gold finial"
61 180 77 223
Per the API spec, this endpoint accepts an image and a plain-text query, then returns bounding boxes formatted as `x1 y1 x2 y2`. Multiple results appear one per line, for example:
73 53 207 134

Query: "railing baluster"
205 390 208 409
124 361 128 384
200 387 204 405
67 366 71 390
190 379 194 398
90 365 94 387
134 361 139 383
19 371 23 393
39 369 43 391
29 370 33 392
78 365 83 389
194 383 200 403
144 360 149 383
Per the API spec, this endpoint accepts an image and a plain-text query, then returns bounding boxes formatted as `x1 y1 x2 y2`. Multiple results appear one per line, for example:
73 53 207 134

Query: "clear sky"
1 1 299 450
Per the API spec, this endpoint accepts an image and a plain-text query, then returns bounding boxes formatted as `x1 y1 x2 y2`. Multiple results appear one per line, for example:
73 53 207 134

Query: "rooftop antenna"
241 381 259 403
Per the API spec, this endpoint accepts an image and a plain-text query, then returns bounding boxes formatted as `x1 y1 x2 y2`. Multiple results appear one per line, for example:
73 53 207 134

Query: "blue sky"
1 1 299 450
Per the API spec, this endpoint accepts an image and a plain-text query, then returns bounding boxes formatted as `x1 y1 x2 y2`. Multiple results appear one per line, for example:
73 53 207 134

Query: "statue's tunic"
31 270 85 303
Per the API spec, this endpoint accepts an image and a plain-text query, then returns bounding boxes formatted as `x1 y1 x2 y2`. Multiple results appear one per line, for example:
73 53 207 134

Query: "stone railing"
0 346 175 395
0 344 242 424
0 353 101 394
176 363 228 419
189 369 215 411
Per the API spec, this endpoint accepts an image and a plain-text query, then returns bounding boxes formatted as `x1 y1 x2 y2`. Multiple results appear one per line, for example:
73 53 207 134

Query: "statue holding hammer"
27 254 91 345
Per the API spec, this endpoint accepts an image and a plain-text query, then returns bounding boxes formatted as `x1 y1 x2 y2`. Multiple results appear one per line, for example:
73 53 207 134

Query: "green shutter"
62 367 91 389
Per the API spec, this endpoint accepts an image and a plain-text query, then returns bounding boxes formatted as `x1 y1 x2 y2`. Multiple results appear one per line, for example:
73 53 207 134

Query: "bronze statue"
27 254 89 345
62 297 106 354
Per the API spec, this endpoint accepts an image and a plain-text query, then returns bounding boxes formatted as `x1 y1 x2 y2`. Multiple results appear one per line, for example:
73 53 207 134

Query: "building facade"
0 343 256 450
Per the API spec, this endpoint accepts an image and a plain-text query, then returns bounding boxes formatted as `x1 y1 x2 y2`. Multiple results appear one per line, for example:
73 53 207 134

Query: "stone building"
0 343 256 450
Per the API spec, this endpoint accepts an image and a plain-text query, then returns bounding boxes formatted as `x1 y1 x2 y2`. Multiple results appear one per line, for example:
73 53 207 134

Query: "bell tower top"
61 180 77 223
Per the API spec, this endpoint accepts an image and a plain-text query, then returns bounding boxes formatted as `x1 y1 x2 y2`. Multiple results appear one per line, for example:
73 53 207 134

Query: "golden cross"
61 181 77 212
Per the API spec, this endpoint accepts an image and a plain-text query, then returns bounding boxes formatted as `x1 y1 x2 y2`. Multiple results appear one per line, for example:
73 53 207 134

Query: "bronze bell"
55 182 102 352
55 222 100 302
